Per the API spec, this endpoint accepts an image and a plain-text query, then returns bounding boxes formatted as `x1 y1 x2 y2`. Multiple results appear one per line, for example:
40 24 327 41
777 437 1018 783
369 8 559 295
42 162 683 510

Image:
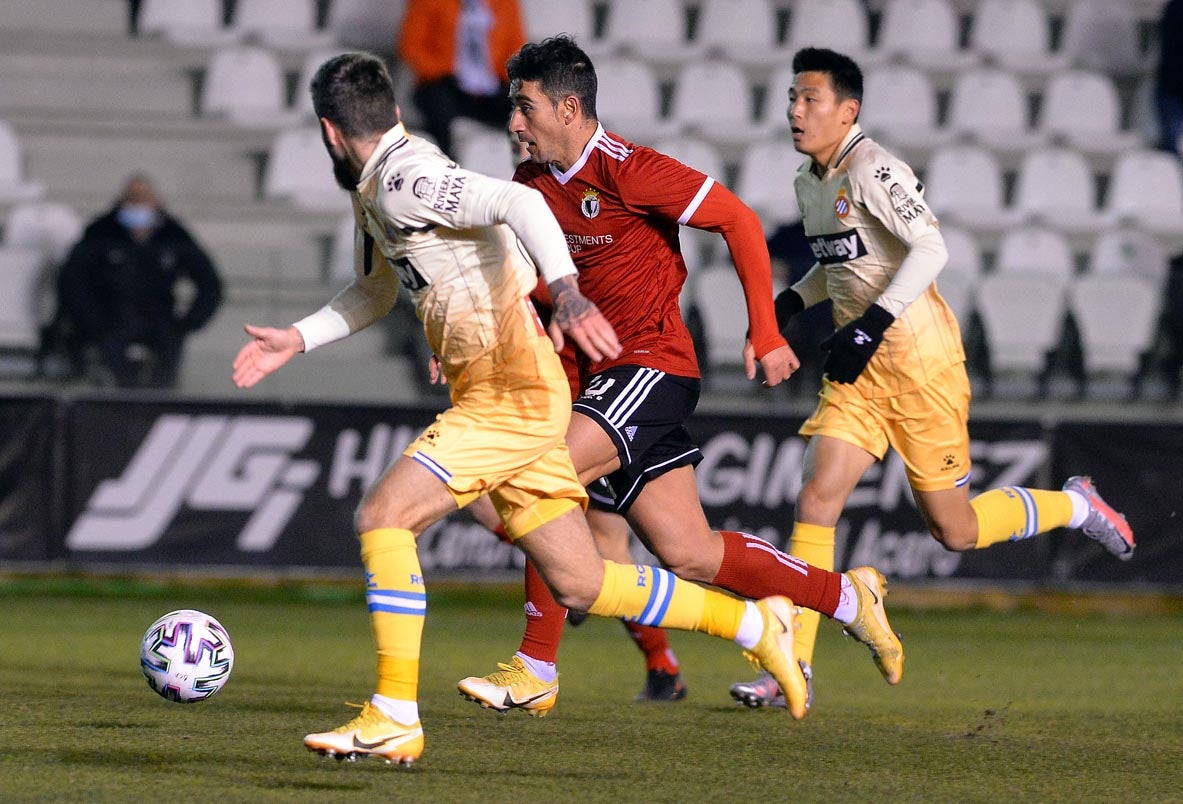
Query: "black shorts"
572 365 702 515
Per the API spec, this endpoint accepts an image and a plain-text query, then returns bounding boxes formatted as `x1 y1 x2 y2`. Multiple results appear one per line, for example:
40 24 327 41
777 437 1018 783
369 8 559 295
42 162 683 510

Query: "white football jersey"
794 125 965 397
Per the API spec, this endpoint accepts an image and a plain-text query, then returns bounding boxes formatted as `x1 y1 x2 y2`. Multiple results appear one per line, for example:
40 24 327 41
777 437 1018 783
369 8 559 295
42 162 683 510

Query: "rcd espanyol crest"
581 187 601 218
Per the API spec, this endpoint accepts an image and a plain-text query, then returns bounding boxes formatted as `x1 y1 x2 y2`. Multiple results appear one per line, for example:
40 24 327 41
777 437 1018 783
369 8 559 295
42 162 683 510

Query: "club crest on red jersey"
581 188 601 218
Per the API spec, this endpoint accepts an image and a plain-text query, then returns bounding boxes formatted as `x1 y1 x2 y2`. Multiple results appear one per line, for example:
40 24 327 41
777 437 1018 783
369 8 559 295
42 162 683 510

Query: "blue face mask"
117 203 158 231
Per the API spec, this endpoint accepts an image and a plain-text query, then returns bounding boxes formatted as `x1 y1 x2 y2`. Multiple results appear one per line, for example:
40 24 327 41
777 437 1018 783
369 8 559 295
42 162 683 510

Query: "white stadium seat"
694 261 751 369
230 0 337 51
455 128 518 181
1011 147 1104 236
0 247 47 350
326 0 407 52
875 0 979 76
602 0 696 67
935 268 974 326
667 62 758 147
924 145 1017 234
1087 228 1170 287
593 57 678 143
263 127 351 213
969 0 1066 75
696 0 786 68
1037 70 1141 157
520 0 610 59
784 0 877 68
859 66 953 155
994 226 1076 281
975 272 1067 397
2 201 83 267
201 46 305 128
138 0 239 47
1103 150 1183 238
946 67 1045 154
734 140 808 228
0 120 46 204
940 225 984 278
1069 275 1160 399
1060 0 1149 77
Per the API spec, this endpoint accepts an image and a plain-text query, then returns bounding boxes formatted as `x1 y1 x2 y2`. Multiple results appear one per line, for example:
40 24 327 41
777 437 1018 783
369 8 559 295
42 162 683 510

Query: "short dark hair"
506 35 598 120
310 52 399 138
791 47 863 105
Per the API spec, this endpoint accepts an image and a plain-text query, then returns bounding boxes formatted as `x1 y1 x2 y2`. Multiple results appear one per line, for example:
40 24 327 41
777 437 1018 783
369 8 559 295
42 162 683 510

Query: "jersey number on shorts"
394 255 430 292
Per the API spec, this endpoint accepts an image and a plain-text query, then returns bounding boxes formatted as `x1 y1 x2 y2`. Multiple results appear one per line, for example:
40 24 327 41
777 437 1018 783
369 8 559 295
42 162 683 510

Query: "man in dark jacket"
57 175 222 388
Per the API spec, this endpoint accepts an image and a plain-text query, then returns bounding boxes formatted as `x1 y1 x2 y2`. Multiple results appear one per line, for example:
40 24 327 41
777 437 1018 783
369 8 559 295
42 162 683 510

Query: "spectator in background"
55 175 222 388
398 0 526 158
1155 0 1183 155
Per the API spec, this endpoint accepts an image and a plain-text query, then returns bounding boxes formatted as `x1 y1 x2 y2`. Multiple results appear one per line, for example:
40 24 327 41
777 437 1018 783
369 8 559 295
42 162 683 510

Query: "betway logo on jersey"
808 230 867 264
66 414 319 553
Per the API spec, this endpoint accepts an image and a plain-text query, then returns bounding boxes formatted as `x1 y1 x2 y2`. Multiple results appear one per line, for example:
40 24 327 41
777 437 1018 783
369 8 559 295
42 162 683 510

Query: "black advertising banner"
61 399 523 572
0 397 55 561
687 413 1052 581
1052 421 1183 585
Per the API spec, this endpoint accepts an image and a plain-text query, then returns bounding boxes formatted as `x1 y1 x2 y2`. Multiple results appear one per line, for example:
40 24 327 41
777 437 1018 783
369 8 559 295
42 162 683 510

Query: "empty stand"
0 120 45 204
875 0 979 77
137 0 239 47
593 57 677 143
602 0 696 67
994 226 1076 280
0 246 47 351
945 67 1045 154
1 201 82 267
923 145 1017 234
667 62 758 148
968 0 1066 76
263 127 352 213
1087 228 1170 287
975 272 1067 398
734 140 808 227
200 46 305 128
1069 275 1161 399
783 0 877 68
1104 149 1183 239
230 0 336 51
1011 146 1104 236
859 66 953 157
1037 70 1141 157
696 0 786 68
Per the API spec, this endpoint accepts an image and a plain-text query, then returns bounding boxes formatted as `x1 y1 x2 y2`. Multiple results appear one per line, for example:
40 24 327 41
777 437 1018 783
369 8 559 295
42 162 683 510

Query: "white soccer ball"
140 609 235 703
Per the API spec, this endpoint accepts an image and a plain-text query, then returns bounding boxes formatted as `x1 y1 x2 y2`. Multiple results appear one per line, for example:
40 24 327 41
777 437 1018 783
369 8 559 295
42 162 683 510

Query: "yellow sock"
588 560 745 640
788 522 835 667
359 528 425 701
971 487 1074 548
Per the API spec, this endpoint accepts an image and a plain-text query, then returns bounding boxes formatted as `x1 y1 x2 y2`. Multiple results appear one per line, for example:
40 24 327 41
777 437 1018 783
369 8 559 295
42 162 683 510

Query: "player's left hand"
547 276 621 363
745 342 799 387
821 304 895 384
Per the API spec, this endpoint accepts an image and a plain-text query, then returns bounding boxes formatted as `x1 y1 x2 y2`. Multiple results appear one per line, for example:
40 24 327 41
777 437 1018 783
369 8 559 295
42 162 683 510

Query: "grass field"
1 577 1181 803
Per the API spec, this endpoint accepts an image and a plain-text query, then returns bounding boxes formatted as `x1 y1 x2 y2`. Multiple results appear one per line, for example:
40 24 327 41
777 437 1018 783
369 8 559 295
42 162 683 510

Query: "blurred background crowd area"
0 0 1180 414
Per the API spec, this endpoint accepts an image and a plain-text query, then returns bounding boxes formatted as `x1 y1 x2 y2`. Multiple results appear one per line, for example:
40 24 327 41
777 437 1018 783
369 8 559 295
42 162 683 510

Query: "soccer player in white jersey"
232 52 812 766
729 47 1136 710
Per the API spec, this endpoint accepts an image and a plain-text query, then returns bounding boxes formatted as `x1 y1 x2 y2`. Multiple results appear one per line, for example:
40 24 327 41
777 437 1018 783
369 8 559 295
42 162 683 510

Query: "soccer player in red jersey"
456 35 903 715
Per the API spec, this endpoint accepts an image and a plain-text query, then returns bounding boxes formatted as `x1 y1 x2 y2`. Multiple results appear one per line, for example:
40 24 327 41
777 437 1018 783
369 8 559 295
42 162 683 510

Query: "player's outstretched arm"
547 275 621 364
232 324 304 388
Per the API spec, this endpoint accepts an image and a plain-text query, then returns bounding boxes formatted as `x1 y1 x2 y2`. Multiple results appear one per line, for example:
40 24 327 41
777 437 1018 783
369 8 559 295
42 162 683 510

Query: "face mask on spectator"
117 203 159 231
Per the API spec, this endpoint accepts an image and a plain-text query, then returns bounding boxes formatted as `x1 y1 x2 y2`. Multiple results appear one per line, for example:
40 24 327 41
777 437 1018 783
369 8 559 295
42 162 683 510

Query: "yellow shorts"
403 311 587 540
799 361 972 492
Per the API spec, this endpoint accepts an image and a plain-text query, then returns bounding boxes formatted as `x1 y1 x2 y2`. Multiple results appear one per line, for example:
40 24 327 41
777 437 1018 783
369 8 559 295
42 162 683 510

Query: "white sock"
734 601 765 650
516 651 557 683
832 574 857 624
370 693 418 725
1065 489 1090 529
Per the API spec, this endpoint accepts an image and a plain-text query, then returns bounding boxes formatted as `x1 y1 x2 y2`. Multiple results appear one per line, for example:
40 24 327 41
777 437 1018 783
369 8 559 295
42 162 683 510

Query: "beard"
329 150 359 191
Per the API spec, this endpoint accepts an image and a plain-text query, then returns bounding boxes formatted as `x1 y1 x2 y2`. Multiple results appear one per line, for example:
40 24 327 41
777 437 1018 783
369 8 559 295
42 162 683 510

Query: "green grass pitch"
1 577 1180 802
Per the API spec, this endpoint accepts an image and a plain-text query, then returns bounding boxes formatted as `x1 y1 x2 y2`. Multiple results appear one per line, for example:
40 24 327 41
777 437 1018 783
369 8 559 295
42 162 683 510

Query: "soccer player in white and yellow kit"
231 52 812 766
730 47 1136 710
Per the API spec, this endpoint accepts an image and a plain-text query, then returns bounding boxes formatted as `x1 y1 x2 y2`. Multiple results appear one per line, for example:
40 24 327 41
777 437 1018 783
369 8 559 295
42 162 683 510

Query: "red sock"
712 530 842 617
517 557 566 664
623 622 680 674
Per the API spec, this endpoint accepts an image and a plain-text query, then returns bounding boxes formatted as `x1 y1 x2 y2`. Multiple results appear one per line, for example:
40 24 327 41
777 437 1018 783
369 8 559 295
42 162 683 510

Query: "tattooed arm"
546 274 621 363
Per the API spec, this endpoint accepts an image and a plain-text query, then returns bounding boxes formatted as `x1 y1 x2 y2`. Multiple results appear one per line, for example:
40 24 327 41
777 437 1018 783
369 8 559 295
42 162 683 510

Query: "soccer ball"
140 609 235 703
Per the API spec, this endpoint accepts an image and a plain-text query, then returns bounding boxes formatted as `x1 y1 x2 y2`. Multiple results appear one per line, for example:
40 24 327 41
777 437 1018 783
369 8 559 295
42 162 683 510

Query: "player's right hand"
232 324 304 388
745 341 799 387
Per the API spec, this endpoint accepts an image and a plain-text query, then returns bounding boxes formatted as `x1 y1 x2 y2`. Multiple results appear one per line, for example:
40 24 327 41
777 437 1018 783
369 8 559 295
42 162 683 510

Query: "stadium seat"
328 212 357 284
1059 0 1149 77
1103 150 1183 239
667 62 758 147
230 0 337 51
975 272 1067 397
693 261 754 370
520 0 610 59
137 0 239 46
696 0 786 68
994 226 1076 281
0 120 46 204
326 0 408 52
291 48 345 120
859 66 953 155
602 0 696 67
0 246 46 351
935 268 974 326
874 0 979 77
263 127 351 213
1011 146 1104 236
968 0 1067 76
734 140 808 228
1036 70 1142 157
652 136 726 180
1087 228 1170 287
759 65 795 138
784 0 877 68
1069 275 1160 399
923 145 1017 235
593 57 678 143
940 225 984 278
455 127 518 181
200 46 305 128
2 201 82 268
945 67 1045 154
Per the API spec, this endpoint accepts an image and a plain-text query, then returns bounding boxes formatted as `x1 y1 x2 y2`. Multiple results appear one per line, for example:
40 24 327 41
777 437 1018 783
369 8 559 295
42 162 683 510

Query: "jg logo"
66 414 319 553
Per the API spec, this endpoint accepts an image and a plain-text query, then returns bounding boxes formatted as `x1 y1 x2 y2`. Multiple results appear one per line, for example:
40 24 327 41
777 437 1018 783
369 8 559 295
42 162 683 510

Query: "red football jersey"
516 125 783 382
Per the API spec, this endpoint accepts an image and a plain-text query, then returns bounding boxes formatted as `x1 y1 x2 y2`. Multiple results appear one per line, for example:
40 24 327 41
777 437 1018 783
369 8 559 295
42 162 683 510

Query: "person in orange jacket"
398 0 526 158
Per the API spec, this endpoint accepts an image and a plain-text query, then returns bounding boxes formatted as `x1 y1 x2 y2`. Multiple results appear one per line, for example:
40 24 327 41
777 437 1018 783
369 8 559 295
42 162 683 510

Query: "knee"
927 516 978 552
658 550 714 583
354 496 388 537
795 482 845 524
